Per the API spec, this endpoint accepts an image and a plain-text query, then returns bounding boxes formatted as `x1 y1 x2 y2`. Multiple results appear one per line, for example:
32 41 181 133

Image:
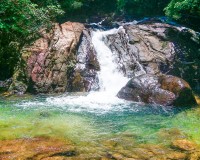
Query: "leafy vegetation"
58 0 117 21
0 0 63 79
165 0 200 29
117 0 171 17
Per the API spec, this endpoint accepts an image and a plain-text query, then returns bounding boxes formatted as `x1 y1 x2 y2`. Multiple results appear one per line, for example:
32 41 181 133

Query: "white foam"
17 28 130 113
92 27 129 94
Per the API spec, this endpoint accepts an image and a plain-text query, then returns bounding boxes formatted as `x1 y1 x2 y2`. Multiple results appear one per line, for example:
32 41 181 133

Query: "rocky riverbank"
0 20 199 106
0 136 199 159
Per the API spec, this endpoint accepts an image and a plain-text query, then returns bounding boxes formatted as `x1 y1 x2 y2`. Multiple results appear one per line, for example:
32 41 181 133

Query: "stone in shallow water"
106 152 124 159
50 151 77 157
0 137 77 159
166 152 187 160
188 151 200 160
157 128 187 144
42 157 65 160
171 139 197 151
159 75 197 106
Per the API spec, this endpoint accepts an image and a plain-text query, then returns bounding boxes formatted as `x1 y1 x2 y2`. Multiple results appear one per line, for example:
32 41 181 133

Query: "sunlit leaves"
165 0 200 20
0 0 64 79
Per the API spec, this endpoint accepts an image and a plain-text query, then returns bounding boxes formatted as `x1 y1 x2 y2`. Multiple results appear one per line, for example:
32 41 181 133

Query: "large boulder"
104 22 200 93
117 74 197 106
104 22 199 106
104 23 176 78
9 22 84 94
159 75 197 106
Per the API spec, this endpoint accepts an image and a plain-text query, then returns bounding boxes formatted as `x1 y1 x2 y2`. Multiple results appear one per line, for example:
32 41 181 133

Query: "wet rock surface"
4 21 199 102
104 23 176 77
101 139 200 160
171 139 197 151
117 74 197 106
159 75 197 106
0 137 200 160
8 22 100 94
10 22 84 94
70 29 100 92
195 96 200 105
103 22 198 106
0 137 77 160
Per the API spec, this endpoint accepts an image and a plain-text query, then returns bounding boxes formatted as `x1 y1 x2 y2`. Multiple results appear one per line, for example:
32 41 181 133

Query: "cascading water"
92 27 129 94
18 27 130 112
1 23 199 159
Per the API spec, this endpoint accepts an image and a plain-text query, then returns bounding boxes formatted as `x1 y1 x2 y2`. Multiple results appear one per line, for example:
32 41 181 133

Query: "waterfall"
92 28 129 94
19 27 130 112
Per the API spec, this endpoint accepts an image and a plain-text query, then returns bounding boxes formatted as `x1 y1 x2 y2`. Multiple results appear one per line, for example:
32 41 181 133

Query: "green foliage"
165 0 200 19
57 0 117 21
58 0 83 12
0 0 199 80
0 0 63 80
165 0 200 29
0 0 63 35
58 0 169 18
116 0 170 17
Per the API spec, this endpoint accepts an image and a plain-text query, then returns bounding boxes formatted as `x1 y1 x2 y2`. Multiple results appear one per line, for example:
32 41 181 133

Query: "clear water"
0 28 200 157
0 96 200 147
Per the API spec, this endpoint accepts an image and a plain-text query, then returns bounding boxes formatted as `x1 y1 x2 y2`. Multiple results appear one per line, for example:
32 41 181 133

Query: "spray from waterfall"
18 27 130 111
92 27 129 94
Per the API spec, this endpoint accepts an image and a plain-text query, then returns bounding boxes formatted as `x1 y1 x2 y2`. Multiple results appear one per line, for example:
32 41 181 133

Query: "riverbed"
0 94 200 159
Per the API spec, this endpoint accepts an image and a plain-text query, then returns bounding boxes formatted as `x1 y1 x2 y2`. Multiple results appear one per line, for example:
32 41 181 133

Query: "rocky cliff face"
104 23 176 77
9 22 84 94
70 29 100 92
5 20 199 106
101 22 198 106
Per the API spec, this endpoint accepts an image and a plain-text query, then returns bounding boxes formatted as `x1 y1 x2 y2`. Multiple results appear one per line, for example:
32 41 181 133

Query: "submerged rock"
117 74 197 106
188 151 200 160
171 139 197 151
0 134 199 159
0 137 77 159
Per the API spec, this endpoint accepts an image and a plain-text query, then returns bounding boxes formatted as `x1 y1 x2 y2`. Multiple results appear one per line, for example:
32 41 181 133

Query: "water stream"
0 27 200 158
22 28 131 112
